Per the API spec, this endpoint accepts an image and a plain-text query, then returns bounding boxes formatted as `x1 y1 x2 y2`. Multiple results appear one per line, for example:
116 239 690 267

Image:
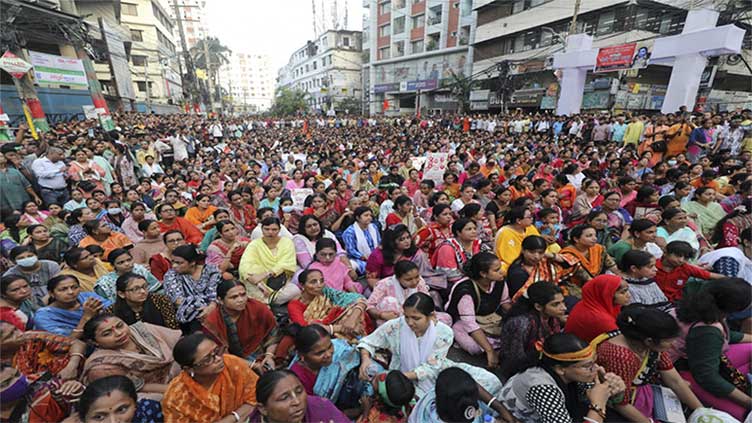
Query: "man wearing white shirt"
31 147 69 205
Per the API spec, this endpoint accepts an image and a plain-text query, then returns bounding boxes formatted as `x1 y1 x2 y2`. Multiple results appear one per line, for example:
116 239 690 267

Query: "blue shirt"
612 123 627 142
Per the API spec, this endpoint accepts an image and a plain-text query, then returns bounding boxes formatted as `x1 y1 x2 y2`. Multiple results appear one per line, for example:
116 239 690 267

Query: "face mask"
667 160 677 166
16 256 38 268
281 206 294 213
107 208 122 215
1 375 29 402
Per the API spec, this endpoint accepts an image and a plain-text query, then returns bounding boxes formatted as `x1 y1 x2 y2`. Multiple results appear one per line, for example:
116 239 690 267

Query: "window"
412 14 424 28
130 29 143 42
378 46 390 60
512 0 524 14
394 0 405 8
379 24 391 37
136 81 152 92
393 41 404 57
411 39 423 53
313 61 317 70
122 3 138 15
343 36 350 47
393 16 405 34
131 55 147 66
379 1 391 15
597 11 615 35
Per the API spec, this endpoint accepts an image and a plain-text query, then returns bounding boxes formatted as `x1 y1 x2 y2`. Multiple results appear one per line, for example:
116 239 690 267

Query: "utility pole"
203 38 216 113
171 0 196 110
144 58 152 112
568 0 582 36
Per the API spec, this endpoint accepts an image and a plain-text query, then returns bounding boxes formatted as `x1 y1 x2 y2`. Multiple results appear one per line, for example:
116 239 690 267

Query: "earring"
189 369 195 378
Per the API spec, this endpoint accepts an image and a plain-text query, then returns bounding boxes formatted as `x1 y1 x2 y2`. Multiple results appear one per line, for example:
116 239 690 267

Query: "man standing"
31 146 69 206
623 115 645 148
611 115 627 144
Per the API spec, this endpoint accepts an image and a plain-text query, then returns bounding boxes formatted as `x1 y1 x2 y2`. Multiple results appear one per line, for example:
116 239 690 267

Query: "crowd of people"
0 107 751 423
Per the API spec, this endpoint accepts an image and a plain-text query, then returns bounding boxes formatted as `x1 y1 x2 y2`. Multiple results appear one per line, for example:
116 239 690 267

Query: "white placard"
291 188 313 211
423 152 448 184
28 51 88 88
82 105 98 119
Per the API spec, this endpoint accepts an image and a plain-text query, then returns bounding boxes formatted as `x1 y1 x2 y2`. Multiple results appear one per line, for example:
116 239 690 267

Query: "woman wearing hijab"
564 275 632 342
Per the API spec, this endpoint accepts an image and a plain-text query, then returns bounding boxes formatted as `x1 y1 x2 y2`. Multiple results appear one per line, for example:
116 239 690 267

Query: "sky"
206 0 363 73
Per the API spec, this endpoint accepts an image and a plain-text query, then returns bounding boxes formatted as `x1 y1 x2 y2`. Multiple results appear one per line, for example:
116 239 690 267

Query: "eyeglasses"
570 358 597 371
193 345 226 368
125 284 148 293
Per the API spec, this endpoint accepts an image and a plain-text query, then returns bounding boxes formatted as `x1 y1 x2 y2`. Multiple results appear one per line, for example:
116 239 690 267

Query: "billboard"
594 42 651 73
99 18 135 100
29 51 88 88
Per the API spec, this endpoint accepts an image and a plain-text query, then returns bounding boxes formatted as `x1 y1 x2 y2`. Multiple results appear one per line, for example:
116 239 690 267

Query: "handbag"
266 273 287 291
472 281 503 337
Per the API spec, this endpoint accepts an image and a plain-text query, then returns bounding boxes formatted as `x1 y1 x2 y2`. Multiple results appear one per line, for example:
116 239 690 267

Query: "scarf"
303 295 338 323
699 247 752 282
561 244 605 279
564 275 623 342
399 317 437 395
203 299 276 358
353 223 379 258
385 275 417 306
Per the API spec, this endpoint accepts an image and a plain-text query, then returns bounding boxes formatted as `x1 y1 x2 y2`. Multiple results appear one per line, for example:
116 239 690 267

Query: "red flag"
383 99 390 111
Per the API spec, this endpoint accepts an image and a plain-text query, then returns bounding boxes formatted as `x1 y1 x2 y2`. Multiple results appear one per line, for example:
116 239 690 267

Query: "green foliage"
190 37 231 69
334 96 362 113
271 87 309 116
448 69 476 113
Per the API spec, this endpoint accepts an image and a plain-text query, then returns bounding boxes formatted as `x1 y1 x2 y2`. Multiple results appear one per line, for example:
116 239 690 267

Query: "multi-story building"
168 0 209 51
471 0 752 112
220 52 275 113
362 0 476 115
277 30 363 113
119 0 183 111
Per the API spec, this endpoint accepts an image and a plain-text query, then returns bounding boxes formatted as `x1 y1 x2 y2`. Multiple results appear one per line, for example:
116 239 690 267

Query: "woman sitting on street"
112 272 179 330
202 280 280 373
81 313 182 401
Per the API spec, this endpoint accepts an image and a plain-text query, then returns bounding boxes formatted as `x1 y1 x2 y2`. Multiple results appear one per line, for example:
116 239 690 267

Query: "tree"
448 69 476 114
190 38 231 109
335 96 362 114
271 87 309 116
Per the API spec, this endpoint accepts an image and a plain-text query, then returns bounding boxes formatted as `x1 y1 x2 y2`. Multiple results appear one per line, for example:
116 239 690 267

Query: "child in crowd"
619 249 669 309
655 240 725 302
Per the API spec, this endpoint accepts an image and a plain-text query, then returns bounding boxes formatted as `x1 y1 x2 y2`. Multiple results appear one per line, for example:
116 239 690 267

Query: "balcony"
427 15 442 25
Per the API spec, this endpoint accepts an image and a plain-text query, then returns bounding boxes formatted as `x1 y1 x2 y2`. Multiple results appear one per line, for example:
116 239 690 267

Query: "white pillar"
651 9 745 114
661 54 707 114
553 34 598 116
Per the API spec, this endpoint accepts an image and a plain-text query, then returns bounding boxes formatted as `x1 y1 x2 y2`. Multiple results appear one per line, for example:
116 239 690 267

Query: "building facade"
220 52 275 113
277 30 363 113
471 0 752 113
119 0 183 110
168 0 209 51
362 0 476 115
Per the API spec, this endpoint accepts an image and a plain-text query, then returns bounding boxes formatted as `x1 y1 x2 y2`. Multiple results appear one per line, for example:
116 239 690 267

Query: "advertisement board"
29 51 88 88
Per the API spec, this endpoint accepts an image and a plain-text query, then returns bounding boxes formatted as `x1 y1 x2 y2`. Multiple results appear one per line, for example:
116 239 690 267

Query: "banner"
423 152 448 184
28 51 88 88
0 51 32 79
594 42 651 73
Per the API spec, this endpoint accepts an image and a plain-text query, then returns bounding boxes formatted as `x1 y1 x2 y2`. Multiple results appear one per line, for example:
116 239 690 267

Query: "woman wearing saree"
162 333 258 423
113 272 179 330
289 325 373 417
358 293 503 399
595 305 703 422
308 239 362 293
33 275 111 337
202 280 280 373
288 269 373 341
184 194 218 233
205 220 250 281
656 208 704 256
94 248 161 302
683 187 726 241
238 217 300 305
342 206 381 276
26 224 67 263
155 203 203 245
67 149 106 197
712 201 752 248
569 179 603 225
303 193 345 232
559 225 618 297
81 314 181 401
367 260 431 325
413 204 453 258
596 191 633 241
249 370 350 423
505 235 575 303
